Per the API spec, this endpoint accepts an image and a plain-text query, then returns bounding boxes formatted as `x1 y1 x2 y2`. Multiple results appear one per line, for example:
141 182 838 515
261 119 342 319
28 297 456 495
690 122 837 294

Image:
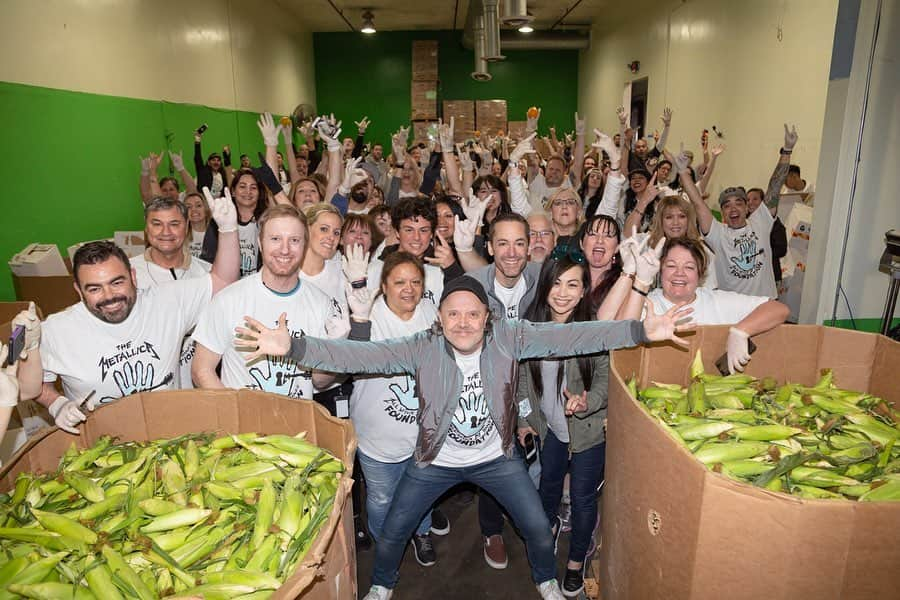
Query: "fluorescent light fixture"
361 10 376 34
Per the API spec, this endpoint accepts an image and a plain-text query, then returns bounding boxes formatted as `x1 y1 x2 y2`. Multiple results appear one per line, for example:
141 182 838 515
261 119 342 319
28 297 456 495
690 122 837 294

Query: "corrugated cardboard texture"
475 99 507 136
12 274 79 317
442 100 475 143
411 40 438 81
0 389 357 599
507 120 527 141
410 81 438 120
603 324 900 600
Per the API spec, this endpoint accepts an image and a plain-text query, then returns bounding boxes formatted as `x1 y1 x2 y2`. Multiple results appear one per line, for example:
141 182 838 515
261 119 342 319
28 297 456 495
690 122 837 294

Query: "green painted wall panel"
0 81 277 302
313 30 579 148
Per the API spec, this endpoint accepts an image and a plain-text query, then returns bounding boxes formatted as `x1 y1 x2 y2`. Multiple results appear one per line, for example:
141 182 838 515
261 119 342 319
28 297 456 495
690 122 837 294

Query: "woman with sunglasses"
516 253 611 597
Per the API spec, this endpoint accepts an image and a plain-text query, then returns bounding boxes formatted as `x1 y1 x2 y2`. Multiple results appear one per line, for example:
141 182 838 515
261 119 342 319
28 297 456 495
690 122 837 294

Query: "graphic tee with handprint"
41 276 212 406
238 221 260 278
432 350 503 468
350 297 437 462
705 206 776 299
192 273 334 400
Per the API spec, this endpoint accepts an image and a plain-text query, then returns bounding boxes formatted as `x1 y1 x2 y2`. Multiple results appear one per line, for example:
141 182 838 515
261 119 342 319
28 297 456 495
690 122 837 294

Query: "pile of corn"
629 351 900 501
0 431 344 599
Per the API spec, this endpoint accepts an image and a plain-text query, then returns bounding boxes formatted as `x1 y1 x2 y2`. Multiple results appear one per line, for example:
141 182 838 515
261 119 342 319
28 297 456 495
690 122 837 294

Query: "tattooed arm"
764 124 798 215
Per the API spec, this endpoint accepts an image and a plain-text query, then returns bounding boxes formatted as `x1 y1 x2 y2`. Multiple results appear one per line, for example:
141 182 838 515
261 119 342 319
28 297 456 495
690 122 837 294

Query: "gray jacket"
467 262 542 319
288 318 648 466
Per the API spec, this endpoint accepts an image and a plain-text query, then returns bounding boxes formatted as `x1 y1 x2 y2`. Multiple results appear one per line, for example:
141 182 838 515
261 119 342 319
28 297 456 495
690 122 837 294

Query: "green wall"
313 30 579 148
0 81 286 302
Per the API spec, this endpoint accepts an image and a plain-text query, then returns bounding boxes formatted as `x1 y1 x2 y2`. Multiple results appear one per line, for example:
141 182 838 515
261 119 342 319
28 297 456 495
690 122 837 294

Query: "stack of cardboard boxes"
475 99 508 137
410 41 439 145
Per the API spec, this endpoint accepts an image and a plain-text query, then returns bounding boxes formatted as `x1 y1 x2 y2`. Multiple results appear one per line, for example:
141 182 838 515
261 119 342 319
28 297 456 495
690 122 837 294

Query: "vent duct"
500 0 532 28
471 15 492 81
482 0 505 62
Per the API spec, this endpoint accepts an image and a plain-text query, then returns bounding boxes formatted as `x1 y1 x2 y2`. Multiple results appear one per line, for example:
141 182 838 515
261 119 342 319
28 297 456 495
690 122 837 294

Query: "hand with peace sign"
563 388 589 416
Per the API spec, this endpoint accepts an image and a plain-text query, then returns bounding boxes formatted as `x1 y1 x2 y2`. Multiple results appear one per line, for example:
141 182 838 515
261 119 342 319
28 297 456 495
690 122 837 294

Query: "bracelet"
621 272 636 281
780 147 793 155
631 285 649 297
350 279 367 289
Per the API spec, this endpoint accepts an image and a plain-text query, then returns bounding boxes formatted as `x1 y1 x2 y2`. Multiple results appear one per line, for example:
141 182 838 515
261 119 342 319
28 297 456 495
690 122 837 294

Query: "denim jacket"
288 318 647 467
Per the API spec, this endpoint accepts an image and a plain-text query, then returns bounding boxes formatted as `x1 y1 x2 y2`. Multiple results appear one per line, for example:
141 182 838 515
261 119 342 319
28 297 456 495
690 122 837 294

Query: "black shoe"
562 566 585 597
410 533 437 567
355 517 372 551
430 507 450 536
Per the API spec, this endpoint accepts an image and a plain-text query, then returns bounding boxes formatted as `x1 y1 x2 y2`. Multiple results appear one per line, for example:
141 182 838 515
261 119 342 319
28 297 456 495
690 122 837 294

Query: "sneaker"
551 515 564 556
482 534 508 569
536 579 565 600
430 507 451 536
410 533 437 567
362 585 393 600
562 566 585 597
354 516 372 551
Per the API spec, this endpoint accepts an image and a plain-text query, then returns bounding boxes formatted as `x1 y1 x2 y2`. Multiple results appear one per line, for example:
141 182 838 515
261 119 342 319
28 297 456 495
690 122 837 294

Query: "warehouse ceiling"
276 0 662 32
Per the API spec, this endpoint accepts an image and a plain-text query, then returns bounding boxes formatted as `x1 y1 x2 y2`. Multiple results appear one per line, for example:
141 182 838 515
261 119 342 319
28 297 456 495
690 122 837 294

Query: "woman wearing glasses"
515 252 611 597
547 188 584 250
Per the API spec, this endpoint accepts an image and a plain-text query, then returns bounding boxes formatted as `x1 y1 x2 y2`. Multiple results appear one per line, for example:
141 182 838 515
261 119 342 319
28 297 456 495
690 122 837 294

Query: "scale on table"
878 229 900 336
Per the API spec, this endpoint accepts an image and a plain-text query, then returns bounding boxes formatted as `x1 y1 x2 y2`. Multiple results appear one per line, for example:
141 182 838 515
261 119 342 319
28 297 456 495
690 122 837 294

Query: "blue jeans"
539 430 605 563
372 454 556 589
357 450 431 541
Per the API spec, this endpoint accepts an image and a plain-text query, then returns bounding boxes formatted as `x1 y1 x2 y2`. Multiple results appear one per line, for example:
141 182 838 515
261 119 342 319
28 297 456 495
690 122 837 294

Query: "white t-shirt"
634 232 718 290
493 277 527 320
210 172 225 199
300 258 349 327
540 360 569 443
705 206 776 298
367 257 443 309
527 173 572 214
646 287 769 325
42 277 212 406
432 350 503 468
238 221 260 278
192 273 335 400
350 298 438 462
189 230 206 258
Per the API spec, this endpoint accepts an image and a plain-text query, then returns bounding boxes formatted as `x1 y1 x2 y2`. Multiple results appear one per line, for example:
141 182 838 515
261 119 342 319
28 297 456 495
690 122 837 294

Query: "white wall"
802 0 900 325
578 0 838 203
0 0 315 114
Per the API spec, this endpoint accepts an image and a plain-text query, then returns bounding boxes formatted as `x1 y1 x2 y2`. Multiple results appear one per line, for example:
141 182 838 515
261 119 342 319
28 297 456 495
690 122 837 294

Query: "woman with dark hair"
472 174 511 229
341 213 378 256
200 168 269 277
578 168 604 213
517 254 610 597
184 191 211 258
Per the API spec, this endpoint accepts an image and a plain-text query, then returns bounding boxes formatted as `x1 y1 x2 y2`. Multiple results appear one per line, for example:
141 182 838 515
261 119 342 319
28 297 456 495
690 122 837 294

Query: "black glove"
223 147 232 168
253 152 284 195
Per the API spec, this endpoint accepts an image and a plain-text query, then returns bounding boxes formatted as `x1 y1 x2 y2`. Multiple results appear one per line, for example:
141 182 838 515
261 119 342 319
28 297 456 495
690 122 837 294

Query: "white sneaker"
362 585 393 600
536 579 565 599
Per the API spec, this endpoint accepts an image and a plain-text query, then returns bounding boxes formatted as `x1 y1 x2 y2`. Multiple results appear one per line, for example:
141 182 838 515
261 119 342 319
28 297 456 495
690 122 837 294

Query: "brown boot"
483 534 508 569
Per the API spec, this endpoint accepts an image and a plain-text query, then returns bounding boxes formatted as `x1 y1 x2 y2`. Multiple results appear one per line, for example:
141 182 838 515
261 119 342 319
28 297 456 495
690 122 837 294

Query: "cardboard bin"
442 100 476 143
412 40 439 81
602 324 900 600
475 99 508 137
0 389 358 599
8 243 68 277
411 81 438 121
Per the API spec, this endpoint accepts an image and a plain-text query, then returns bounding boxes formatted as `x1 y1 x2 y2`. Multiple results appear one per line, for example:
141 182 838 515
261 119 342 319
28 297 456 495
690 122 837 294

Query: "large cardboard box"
12 273 78 318
0 389 358 599
8 243 68 277
475 99 508 136
114 230 146 258
412 40 439 81
411 81 439 121
442 100 476 144
603 325 900 600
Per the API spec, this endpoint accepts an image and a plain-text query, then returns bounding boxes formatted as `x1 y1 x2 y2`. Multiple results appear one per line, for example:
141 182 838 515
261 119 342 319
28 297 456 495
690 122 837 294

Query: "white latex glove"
478 148 493 175
355 116 370 134
207 187 237 233
315 114 343 153
726 327 752 374
257 112 279 147
11 302 40 358
345 282 376 321
673 143 691 174
340 157 363 195
439 117 455 150
454 193 489 252
169 150 185 172
508 132 536 165
458 146 475 173
140 156 151 176
526 107 541 133
342 244 370 284
325 311 351 340
593 129 620 168
574 112 586 137
616 106 628 126
617 226 641 276
48 396 87 435
783 123 798 151
635 237 666 287
280 123 293 147
0 346 19 408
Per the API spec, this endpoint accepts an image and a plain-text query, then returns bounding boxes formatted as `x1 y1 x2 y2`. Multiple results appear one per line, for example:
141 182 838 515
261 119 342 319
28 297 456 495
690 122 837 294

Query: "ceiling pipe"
501 0 533 28
482 0 505 62
463 0 589 51
471 15 492 81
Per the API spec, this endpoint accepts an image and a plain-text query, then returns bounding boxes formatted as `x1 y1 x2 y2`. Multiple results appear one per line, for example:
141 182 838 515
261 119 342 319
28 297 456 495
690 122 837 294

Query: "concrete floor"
355 488 589 599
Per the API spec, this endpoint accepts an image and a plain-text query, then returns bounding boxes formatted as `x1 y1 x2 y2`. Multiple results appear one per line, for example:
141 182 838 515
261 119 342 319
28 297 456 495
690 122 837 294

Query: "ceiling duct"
482 0 505 62
471 15 492 81
463 0 590 51
500 0 533 28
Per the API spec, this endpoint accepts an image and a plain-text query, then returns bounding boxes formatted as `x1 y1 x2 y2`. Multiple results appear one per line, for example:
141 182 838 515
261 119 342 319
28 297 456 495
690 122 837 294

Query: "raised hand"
438 117 455 150
425 232 456 269
209 187 238 233
635 237 666 287
454 192 489 252
660 107 673 127
354 116 371 134
257 112 279 147
783 123 798 151
169 150 185 172
457 145 475 172
508 132 536 164
314 114 343 152
340 156 364 194
711 144 726 157
574 112 586 137
148 151 163 172
526 107 541 132
616 106 628 126
234 313 292 362
617 226 641 276
11 302 41 359
345 282 376 321
140 155 151 176
642 301 694 348
341 243 370 285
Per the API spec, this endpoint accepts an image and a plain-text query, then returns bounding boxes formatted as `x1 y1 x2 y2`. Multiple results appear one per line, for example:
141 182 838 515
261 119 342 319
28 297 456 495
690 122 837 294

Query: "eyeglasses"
549 244 586 264
529 230 554 239
552 198 578 207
